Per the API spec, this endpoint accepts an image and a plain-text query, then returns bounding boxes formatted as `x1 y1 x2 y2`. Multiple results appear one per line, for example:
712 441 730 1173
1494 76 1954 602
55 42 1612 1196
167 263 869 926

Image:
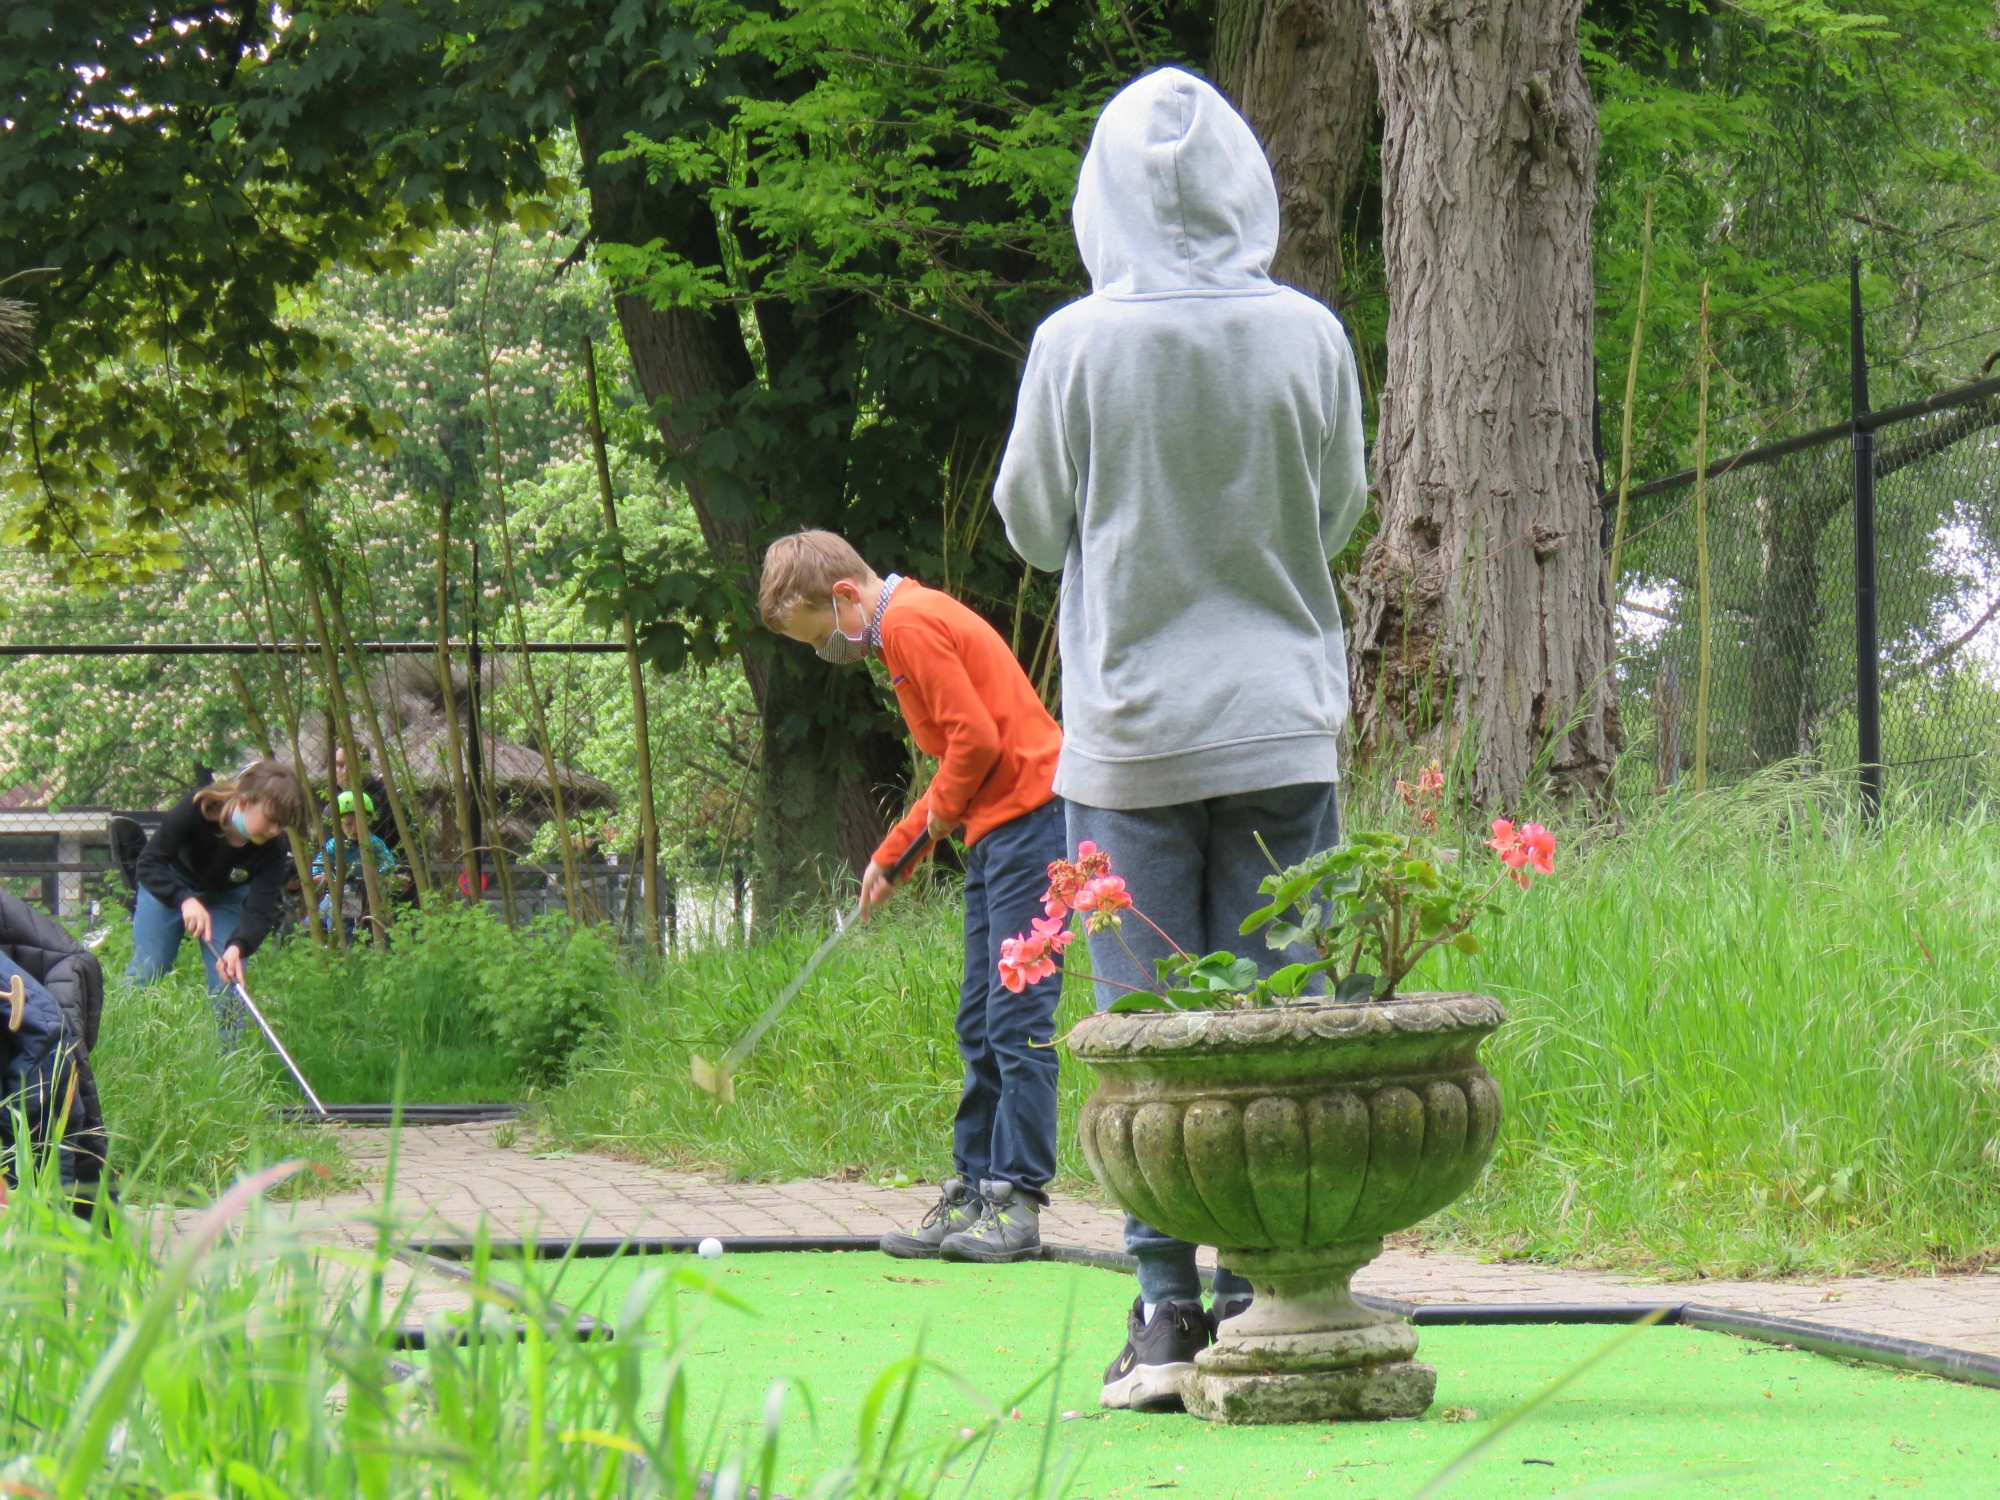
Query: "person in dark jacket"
129 760 306 1035
0 889 109 1207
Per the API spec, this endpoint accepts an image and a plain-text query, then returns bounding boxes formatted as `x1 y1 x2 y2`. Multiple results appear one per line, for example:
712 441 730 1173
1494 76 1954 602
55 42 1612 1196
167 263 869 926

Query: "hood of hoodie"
1072 67 1279 298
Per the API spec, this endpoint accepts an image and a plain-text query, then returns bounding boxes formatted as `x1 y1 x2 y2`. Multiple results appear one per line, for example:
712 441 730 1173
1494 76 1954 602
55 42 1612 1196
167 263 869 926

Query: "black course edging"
1681 1303 2000 1392
285 1102 522 1127
402 1234 2000 1394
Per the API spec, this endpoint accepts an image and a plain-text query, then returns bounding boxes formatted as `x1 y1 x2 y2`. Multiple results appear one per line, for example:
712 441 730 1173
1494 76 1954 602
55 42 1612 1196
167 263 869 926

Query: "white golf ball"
697 1237 724 1261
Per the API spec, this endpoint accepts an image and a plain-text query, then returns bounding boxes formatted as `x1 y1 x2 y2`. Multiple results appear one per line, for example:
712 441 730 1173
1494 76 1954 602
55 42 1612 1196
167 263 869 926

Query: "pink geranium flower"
1487 818 1557 887
998 931 1059 993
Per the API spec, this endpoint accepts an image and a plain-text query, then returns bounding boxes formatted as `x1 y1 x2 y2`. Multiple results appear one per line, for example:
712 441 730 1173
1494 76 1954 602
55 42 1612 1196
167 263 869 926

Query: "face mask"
229 809 253 839
815 594 872 666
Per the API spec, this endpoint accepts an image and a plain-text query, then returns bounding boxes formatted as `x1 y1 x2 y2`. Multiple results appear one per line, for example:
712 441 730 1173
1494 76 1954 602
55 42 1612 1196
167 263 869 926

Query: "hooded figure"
995 65 1368 810
993 67 1370 1414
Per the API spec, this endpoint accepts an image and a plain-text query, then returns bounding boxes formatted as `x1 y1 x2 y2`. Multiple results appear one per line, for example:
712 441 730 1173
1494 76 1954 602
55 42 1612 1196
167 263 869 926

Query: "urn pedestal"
1068 994 1506 1424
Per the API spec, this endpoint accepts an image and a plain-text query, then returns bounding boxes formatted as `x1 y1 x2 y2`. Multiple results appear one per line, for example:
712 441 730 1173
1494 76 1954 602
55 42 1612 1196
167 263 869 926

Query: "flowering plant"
998 762 1556 1010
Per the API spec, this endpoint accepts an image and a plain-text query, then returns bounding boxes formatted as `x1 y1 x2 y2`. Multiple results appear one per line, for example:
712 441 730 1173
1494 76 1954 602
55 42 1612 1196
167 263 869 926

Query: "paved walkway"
299 1122 2000 1360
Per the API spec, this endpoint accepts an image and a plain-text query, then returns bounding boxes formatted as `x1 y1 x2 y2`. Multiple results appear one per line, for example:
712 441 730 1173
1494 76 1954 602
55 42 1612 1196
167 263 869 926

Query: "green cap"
336 790 376 817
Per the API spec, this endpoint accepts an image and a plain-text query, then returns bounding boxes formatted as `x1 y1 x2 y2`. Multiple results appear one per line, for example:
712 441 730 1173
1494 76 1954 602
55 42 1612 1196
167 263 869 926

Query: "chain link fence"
1613 375 2000 799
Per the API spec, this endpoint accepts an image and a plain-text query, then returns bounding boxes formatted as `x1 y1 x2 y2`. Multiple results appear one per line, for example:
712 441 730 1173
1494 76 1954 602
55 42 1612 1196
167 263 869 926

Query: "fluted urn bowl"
1069 993 1506 1424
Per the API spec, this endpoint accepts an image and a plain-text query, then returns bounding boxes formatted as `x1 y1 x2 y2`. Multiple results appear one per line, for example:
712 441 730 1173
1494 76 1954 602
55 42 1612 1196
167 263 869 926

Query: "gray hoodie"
994 67 1369 811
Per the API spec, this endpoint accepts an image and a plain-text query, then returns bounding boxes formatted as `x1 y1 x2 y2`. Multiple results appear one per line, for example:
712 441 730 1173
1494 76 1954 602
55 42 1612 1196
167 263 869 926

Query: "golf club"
691 828 935 1103
204 940 328 1117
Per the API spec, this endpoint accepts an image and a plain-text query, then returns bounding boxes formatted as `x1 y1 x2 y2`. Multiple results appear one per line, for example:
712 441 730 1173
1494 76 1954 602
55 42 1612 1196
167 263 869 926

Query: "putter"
204 941 329 1117
691 829 934 1104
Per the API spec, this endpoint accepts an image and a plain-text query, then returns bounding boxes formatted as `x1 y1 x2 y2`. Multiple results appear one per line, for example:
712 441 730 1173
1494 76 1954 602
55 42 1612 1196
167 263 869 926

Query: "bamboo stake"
475 248 586 921
334 487 437 894
243 508 326 856
321 566 430 901
583 335 662 953
433 493 482 902
1693 279 1714 794
299 555 392 941
1608 190 1655 587
321 710 351 950
240 505 335 945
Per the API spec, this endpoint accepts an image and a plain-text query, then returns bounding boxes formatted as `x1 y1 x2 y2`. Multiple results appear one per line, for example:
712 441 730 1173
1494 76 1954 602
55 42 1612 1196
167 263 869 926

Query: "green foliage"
1424 772 2000 1276
260 906 619 1090
1590 0 2000 488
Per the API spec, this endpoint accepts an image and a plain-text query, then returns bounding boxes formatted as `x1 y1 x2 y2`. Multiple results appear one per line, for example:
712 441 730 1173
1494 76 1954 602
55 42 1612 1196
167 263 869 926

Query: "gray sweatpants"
1067 782 1342 1305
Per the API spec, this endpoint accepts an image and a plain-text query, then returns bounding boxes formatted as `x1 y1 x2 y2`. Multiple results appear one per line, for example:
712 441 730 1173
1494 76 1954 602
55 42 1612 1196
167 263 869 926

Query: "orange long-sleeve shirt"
870 580 1062 871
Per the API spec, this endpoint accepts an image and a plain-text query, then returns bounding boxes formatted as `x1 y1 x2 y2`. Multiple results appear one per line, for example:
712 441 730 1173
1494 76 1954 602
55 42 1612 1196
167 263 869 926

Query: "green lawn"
516 1248 2000 1500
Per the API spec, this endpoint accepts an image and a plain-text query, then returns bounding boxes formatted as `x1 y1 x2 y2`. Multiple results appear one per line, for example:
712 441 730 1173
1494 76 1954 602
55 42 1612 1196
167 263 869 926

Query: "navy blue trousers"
952 797 1067 1202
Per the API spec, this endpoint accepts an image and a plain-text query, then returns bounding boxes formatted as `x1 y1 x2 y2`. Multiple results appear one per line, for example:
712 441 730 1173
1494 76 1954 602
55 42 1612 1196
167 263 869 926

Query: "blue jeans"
1068 782 1342 1305
128 885 252 1038
953 797 1067 1203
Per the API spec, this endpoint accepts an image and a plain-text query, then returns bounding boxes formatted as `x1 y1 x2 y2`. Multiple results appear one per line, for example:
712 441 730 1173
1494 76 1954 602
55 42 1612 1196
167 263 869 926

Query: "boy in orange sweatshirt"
760 531 1066 1263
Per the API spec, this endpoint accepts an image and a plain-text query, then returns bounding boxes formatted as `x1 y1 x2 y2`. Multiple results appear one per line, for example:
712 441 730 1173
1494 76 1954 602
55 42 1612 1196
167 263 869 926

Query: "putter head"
689 1052 736 1104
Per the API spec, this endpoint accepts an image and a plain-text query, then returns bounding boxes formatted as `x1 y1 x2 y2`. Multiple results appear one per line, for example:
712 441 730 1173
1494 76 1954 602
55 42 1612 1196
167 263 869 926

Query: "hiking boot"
938 1179 1043 1264
1210 1292 1253 1335
880 1177 982 1260
1100 1297 1210 1412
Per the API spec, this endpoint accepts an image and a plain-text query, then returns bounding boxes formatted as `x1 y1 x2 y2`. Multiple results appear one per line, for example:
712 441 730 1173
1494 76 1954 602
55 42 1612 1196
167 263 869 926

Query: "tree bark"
1350 0 1616 804
1213 0 1376 308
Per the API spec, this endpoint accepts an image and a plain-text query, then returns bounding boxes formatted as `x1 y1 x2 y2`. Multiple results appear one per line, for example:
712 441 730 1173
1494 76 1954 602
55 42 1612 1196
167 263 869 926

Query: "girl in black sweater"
130 761 305 1032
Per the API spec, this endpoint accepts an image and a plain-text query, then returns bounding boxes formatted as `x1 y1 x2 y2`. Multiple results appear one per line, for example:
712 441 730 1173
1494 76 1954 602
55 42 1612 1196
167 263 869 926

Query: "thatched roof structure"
294 655 614 852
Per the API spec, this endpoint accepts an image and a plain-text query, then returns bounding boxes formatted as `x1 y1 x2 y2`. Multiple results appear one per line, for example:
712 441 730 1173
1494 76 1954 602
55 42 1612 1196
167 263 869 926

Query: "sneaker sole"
937 1240 1044 1264
878 1235 945 1260
1100 1361 1196 1413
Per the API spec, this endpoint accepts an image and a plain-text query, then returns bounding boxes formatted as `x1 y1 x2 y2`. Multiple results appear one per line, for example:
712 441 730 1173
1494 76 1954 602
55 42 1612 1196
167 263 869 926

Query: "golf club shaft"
204 941 328 1116
718 918 852 1074
716 828 935 1076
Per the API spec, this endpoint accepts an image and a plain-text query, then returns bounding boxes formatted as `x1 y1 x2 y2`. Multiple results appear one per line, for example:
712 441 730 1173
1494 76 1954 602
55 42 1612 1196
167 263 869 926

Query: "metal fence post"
1851 256 1883 815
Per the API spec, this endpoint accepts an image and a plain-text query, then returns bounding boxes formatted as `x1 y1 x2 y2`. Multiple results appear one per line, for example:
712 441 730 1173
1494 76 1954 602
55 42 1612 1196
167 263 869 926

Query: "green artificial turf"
516 1250 1998 1500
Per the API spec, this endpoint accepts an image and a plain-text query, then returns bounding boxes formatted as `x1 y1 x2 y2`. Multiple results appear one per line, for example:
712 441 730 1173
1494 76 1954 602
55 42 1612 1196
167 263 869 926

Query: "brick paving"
294 1122 2000 1360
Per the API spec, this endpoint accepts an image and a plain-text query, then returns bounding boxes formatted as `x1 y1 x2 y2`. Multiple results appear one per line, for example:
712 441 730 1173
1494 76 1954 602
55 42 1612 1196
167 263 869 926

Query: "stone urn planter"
1069 993 1506 1424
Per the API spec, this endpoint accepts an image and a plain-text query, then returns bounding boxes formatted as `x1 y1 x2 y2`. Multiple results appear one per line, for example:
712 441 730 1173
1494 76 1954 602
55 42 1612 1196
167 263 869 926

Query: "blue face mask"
230 809 254 840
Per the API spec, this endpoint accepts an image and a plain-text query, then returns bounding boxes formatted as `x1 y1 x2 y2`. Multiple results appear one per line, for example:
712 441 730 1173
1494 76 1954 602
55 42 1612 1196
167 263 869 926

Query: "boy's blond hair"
759 530 874 628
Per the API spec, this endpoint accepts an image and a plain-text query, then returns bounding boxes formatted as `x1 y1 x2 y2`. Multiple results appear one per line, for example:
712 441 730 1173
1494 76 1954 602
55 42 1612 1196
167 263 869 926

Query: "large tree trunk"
1213 0 1375 308
1349 0 1615 804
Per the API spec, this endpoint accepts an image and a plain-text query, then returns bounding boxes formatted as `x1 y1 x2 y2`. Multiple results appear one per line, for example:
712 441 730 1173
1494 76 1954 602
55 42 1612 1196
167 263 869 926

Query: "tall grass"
540 896 1104 1181
253 905 629 1103
0 1147 1054 1498
89 964 349 1201
542 776 2000 1276
1426 773 2000 1276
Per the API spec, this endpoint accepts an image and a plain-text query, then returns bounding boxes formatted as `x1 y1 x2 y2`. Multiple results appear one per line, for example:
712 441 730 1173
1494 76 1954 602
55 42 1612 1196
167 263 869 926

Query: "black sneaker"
879 1178 982 1259
1210 1293 1253 1335
1100 1297 1210 1412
